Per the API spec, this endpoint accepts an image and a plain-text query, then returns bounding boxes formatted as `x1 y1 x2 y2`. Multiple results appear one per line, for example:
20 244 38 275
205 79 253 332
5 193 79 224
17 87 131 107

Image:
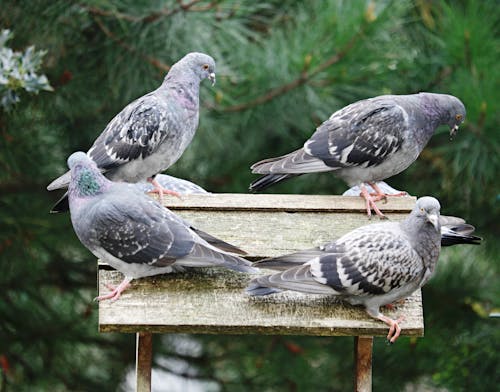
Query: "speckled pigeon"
250 93 466 218
67 152 256 302
48 52 216 213
247 196 442 343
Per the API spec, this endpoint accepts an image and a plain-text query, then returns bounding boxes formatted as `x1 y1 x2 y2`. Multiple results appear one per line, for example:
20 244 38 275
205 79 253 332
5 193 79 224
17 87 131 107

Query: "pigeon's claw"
378 314 405 344
147 177 183 204
94 277 132 302
360 184 387 219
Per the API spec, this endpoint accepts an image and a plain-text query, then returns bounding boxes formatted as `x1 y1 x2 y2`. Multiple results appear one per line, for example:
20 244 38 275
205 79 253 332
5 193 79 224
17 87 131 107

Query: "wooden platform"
97 194 422 392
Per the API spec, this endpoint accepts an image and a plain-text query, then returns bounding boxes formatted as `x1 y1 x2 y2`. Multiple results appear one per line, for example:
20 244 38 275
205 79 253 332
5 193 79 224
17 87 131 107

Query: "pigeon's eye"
455 114 463 121
420 208 425 213
202 64 209 70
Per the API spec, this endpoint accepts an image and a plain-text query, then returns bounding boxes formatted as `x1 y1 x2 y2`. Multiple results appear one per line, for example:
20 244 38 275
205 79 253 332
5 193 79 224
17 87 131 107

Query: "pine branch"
217 26 365 113
92 16 171 72
82 0 213 23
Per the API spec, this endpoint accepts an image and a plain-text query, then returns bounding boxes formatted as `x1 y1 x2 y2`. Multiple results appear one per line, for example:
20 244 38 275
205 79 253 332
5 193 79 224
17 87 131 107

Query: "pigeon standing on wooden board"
250 93 466 218
66 152 256 302
247 197 442 343
48 52 216 212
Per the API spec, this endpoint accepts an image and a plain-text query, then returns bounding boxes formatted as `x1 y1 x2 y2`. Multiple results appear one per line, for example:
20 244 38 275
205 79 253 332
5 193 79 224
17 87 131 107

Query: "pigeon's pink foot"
378 314 405 344
94 277 132 302
147 177 182 203
359 184 387 219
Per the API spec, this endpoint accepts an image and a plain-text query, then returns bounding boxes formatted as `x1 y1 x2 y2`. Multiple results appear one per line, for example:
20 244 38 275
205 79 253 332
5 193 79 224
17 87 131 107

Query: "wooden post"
354 336 373 392
136 332 153 392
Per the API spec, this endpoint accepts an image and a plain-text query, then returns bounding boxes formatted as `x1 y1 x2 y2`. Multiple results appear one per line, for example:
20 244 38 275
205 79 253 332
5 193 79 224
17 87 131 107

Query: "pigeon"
66 152 256 302
343 182 482 246
48 52 216 213
250 93 466 218
439 215 482 246
134 173 210 195
247 196 442 343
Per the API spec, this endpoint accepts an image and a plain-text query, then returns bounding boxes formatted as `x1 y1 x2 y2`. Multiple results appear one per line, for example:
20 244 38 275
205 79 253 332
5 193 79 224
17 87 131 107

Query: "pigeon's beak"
208 73 216 86
427 213 440 231
449 124 459 140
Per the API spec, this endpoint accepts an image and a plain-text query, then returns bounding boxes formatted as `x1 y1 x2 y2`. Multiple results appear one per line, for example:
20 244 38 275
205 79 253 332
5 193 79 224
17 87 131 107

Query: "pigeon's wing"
441 225 482 246
313 228 423 296
88 94 176 170
439 215 466 226
304 101 406 169
91 195 195 266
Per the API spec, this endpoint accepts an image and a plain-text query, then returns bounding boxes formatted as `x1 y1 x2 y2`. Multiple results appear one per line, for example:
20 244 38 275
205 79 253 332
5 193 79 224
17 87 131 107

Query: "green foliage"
0 0 498 391
0 29 53 111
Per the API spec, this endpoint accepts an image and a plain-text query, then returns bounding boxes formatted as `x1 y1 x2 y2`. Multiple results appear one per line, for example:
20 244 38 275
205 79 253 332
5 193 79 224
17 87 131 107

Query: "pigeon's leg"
94 276 133 302
369 182 408 200
359 184 387 219
147 177 182 203
377 314 405 344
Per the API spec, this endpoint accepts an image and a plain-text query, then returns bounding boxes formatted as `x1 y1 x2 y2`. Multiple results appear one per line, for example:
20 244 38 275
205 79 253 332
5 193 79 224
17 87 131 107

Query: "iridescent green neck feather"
75 168 103 197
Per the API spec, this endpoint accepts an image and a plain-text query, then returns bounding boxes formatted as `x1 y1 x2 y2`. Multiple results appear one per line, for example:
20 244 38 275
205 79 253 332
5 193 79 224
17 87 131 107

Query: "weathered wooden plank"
164 194 414 258
354 337 373 392
160 193 416 212
98 268 424 336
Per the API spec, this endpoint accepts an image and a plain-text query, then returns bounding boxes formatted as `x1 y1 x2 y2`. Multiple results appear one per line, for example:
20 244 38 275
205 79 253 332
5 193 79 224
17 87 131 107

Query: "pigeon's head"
445 96 466 139
67 152 106 197
414 196 441 231
175 52 216 85
436 94 466 139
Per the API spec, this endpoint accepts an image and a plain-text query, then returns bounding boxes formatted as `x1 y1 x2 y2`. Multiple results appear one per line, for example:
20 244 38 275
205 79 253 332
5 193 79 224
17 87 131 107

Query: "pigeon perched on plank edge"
250 93 466 219
67 152 256 302
247 196 443 343
48 52 216 213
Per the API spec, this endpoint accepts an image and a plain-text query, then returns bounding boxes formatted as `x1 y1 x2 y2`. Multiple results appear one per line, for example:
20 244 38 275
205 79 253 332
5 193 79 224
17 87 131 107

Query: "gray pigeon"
247 196 442 343
342 182 481 246
250 93 466 218
134 173 210 195
439 215 482 246
67 152 256 302
48 52 216 212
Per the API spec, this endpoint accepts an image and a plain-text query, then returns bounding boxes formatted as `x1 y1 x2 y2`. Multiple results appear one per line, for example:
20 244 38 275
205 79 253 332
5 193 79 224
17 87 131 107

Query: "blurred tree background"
0 0 498 391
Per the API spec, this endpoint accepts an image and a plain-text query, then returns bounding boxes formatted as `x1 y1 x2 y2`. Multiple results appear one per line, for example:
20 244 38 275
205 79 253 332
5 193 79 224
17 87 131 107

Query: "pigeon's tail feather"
254 248 324 271
50 192 70 213
179 243 258 273
246 280 282 296
249 173 298 192
441 224 482 246
191 228 247 255
47 171 71 191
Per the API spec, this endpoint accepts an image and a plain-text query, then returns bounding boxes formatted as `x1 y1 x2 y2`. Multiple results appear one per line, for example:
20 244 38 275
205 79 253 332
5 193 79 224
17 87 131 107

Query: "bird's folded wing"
304 102 406 168
88 96 176 170
91 196 195 266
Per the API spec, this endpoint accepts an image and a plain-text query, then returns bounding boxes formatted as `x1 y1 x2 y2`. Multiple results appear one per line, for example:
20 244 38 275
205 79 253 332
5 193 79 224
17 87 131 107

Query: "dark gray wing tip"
246 280 282 296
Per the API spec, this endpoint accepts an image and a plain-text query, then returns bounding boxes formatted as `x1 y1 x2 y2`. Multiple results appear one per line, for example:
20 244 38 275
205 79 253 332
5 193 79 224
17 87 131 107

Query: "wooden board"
98 268 424 336
98 194 423 337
